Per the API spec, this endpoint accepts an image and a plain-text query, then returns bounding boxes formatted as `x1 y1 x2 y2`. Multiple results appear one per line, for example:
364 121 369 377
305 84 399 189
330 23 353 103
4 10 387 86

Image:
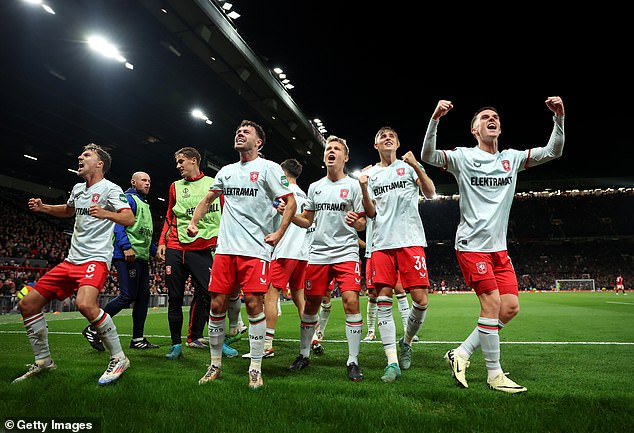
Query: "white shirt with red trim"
211 157 292 261
366 160 427 251
305 175 364 264
272 183 309 260
66 178 130 266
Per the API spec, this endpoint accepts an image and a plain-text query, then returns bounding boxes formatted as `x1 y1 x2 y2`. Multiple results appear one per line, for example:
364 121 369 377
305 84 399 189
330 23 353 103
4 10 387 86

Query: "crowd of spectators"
1 187 632 313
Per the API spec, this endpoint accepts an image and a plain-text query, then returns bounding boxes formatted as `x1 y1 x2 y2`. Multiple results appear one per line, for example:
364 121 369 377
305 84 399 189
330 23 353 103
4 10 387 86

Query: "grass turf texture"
1 291 633 433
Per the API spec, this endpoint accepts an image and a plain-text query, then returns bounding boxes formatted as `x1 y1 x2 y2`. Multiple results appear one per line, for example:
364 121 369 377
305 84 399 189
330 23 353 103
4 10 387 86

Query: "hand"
358 174 368 188
264 231 282 247
432 99 453 120
401 150 418 167
156 245 166 263
28 198 43 212
124 248 136 263
275 200 286 215
545 96 565 117
89 204 107 219
345 211 360 227
187 223 199 237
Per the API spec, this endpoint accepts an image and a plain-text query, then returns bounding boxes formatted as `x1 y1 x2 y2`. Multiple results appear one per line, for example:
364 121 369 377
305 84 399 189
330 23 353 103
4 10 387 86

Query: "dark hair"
280 158 303 179
471 106 498 129
239 120 266 148
174 147 201 166
84 143 112 174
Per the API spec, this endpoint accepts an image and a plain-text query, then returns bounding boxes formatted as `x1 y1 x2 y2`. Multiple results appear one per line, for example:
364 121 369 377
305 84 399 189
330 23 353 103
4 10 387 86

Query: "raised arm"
357 173 376 218
526 96 565 168
402 150 436 199
421 99 454 167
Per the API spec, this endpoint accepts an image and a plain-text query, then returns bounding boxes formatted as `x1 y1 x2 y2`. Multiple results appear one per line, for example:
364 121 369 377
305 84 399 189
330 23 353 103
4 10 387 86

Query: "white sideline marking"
606 301 634 305
0 330 631 345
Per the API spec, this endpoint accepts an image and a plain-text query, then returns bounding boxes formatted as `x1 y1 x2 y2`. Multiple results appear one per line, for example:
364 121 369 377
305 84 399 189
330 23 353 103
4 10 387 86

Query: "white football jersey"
211 157 293 261
66 178 130 266
366 160 427 250
272 183 309 260
305 175 364 264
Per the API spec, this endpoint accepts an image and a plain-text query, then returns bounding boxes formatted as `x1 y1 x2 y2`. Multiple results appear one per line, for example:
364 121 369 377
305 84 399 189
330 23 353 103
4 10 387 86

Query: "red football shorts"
456 250 518 296
33 260 109 301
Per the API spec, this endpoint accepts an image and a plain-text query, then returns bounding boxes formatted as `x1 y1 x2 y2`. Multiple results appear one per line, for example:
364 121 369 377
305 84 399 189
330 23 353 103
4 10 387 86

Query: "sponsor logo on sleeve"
281 175 289 187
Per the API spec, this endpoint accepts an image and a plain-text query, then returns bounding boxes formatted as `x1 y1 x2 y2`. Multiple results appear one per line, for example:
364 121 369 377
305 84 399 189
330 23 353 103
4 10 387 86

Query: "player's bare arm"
28 198 75 218
90 205 134 226
346 212 366 231
358 174 376 218
187 190 221 237
265 193 297 247
404 154 436 199
292 209 314 229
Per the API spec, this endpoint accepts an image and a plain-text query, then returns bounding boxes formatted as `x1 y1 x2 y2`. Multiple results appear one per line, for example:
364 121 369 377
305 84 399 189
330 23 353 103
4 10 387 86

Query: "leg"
342 290 363 381
129 260 158 348
76 285 130 385
186 249 212 344
13 289 56 383
165 248 187 348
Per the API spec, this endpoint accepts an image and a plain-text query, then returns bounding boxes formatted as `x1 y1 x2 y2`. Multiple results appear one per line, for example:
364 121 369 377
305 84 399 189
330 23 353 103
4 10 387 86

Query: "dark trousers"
165 248 212 345
104 259 150 339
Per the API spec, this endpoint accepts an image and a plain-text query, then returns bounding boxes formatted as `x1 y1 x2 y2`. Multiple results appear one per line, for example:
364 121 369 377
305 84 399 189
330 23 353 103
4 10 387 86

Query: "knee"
17 299 38 317
75 299 98 319
500 304 520 323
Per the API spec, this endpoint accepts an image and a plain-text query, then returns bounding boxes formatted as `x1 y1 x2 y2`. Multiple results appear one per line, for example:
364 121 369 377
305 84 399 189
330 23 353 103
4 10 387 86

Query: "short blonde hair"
326 135 349 155
374 126 399 145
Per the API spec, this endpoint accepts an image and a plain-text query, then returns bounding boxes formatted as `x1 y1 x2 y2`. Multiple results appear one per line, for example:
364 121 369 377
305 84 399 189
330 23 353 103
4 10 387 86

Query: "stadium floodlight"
87 35 132 69
227 11 240 19
24 154 38 161
22 0 55 14
191 108 213 126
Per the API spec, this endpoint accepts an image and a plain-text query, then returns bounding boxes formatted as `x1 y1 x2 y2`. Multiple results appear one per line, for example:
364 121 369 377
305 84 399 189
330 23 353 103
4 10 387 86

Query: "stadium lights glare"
157 197 166 202
87 35 134 70
22 0 55 14
24 154 38 161
272 67 294 91
191 108 213 125
310 118 328 136
67 168 78 174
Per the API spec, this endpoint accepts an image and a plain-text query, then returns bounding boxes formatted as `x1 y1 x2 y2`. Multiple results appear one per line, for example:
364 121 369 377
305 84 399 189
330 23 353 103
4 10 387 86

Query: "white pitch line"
0 330 631 345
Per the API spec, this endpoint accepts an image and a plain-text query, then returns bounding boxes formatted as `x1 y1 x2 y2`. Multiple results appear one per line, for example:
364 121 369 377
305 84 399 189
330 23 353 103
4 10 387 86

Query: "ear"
373 143 379 150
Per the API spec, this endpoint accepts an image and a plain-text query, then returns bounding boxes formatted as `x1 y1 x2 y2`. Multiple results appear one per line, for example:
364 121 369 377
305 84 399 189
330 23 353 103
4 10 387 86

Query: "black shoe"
347 362 363 382
82 325 105 352
288 355 310 372
130 338 160 349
